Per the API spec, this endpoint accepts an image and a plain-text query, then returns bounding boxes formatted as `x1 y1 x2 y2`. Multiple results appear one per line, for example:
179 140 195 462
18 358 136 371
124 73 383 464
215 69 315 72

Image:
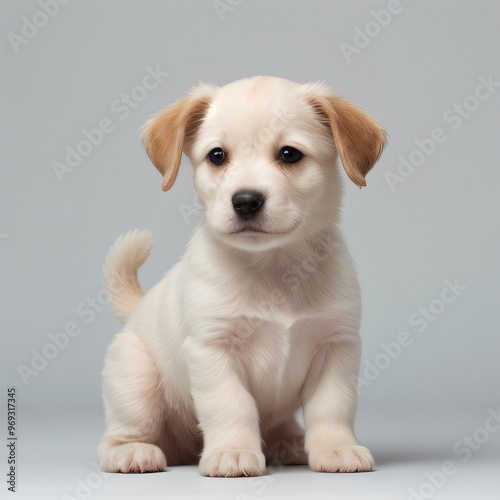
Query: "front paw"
99 442 167 473
199 449 266 477
309 445 374 473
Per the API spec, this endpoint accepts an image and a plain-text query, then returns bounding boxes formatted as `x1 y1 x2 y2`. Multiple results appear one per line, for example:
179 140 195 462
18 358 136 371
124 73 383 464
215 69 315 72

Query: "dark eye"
279 146 303 164
208 147 226 166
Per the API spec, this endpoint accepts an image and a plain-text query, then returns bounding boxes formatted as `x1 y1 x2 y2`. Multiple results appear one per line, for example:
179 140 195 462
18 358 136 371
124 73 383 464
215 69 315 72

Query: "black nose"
232 190 265 218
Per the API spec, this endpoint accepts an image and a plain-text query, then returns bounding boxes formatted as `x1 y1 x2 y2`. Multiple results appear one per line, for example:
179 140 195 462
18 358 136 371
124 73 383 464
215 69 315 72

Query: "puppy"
98 76 386 477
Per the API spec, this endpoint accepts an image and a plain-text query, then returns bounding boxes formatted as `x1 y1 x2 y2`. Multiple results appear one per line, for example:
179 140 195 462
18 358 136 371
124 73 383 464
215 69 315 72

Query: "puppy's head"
142 76 386 251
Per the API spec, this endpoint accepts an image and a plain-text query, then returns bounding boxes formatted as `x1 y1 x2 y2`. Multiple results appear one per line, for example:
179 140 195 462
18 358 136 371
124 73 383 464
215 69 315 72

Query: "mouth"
231 227 267 234
228 225 298 236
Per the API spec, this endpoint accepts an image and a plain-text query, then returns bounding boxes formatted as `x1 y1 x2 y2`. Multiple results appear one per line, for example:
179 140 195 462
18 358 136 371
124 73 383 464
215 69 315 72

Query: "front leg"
301 332 374 472
185 336 266 477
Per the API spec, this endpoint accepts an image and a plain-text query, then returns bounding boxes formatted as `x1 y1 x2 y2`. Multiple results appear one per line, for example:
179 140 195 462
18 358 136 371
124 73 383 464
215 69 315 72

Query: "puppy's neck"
193 222 340 272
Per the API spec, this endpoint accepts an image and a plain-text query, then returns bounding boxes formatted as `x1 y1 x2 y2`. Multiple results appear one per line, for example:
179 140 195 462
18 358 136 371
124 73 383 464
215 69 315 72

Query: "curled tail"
103 229 153 324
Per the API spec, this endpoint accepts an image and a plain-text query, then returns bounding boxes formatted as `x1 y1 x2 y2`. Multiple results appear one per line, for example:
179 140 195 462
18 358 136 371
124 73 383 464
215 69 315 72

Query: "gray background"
1 1 499 499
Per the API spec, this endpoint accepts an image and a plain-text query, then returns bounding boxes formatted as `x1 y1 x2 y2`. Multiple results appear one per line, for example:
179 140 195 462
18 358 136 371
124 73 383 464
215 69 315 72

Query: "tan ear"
308 94 386 187
142 94 212 191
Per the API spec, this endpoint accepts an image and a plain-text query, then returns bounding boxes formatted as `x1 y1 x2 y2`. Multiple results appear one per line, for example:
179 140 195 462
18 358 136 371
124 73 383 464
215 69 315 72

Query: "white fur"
98 76 384 477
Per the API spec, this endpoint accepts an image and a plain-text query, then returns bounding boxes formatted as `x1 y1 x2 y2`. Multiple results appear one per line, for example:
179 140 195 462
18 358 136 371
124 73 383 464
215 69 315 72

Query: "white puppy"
98 76 386 477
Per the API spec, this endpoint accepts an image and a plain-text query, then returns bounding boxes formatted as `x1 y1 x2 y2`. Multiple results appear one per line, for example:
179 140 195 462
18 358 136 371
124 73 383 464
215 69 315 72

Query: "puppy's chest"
227 316 315 388
235 265 334 321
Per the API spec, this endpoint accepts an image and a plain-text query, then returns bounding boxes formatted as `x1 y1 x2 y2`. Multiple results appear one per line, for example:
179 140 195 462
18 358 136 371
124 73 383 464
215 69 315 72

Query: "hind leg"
98 330 168 473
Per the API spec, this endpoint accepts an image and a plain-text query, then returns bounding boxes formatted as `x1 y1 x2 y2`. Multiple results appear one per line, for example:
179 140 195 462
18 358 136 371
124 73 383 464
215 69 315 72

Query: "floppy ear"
141 92 213 191
308 94 386 187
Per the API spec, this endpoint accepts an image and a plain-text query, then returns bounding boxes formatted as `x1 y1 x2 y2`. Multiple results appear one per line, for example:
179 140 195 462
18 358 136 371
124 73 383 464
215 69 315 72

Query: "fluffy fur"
98 76 386 477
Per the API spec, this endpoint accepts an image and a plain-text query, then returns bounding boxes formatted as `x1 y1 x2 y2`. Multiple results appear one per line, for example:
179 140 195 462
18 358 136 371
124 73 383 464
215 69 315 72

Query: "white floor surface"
11 407 500 500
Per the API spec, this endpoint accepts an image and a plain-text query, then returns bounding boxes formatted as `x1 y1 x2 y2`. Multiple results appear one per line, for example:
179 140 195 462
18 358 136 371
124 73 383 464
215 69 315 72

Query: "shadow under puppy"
98 76 386 477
